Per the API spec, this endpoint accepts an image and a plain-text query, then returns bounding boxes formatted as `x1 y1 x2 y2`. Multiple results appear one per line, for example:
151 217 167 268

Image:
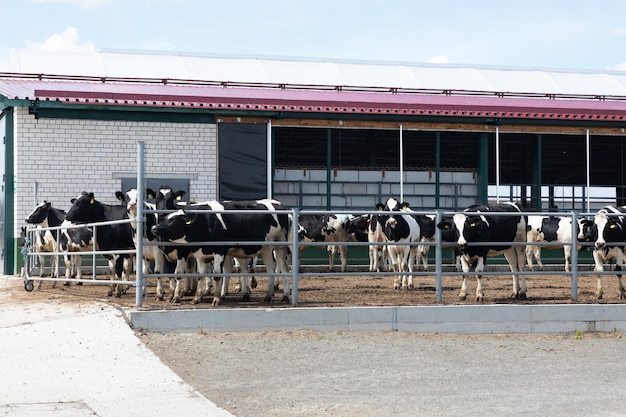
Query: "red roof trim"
0 78 624 121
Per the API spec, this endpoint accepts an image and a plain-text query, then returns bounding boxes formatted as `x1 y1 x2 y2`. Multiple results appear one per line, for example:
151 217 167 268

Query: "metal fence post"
435 209 443 302
291 207 299 305
570 210 578 301
135 141 145 307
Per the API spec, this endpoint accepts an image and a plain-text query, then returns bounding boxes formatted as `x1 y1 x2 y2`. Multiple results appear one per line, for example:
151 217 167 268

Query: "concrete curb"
128 303 626 334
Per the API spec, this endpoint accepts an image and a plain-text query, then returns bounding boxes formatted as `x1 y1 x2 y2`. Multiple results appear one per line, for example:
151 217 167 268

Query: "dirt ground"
11 264 626 309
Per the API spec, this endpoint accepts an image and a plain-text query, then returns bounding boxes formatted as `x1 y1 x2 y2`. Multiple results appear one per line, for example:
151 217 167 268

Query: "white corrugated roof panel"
406 66 490 91
544 71 626 96
181 56 269 83
258 59 345 85
9 49 105 76
6 49 626 98
333 62 419 88
101 52 189 79
476 69 562 94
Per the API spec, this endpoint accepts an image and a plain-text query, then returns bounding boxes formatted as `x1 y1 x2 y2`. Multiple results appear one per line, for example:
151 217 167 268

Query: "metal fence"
20 142 620 307
23 205 613 307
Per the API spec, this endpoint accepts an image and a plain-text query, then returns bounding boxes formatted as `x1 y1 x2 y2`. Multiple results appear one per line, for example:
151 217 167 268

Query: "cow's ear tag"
176 196 182 201
470 221 477 227
90 198 94 204
186 220 192 225
610 224 617 229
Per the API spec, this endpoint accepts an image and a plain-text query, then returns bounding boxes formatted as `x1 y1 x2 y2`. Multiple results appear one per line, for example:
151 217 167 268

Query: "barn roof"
2 49 626 122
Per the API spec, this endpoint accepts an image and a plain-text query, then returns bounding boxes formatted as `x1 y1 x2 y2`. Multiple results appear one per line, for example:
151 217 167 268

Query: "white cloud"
610 27 626 36
427 56 448 64
607 62 626 71
25 27 97 52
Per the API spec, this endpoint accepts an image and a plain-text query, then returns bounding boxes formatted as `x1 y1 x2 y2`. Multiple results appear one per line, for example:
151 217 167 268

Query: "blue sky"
2 0 626 72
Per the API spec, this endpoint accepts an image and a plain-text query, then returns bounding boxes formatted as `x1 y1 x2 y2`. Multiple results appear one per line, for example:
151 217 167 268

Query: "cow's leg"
534 245 544 271
170 258 187 303
264 246 290 303
615 251 626 299
474 256 486 302
525 244 535 271
593 250 605 300
458 256 471 301
368 243 378 272
206 254 225 306
327 245 335 271
338 244 349 273
407 246 417 290
388 247 400 290
235 258 252 302
563 246 572 273
503 248 525 299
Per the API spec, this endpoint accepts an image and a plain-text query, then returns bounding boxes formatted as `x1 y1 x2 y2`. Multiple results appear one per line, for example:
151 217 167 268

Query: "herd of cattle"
23 186 626 305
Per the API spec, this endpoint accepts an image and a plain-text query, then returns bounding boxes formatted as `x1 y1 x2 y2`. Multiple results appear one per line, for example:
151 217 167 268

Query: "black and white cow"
298 213 363 272
151 199 291 305
25 201 66 286
65 192 135 297
583 205 626 299
379 198 421 290
436 202 527 301
117 188 163 297
25 201 94 285
525 215 591 272
151 186 192 302
414 214 436 271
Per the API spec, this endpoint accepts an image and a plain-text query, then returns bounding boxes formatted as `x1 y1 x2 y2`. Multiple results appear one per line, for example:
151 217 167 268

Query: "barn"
1 49 626 275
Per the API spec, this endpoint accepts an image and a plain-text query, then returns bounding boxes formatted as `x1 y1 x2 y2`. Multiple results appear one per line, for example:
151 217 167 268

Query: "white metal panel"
477 69 562 94
609 73 626 95
544 71 626 96
7 49 626 98
333 62 420 88
259 59 345 85
100 52 188 79
181 56 270 83
8 49 106 76
406 66 491 91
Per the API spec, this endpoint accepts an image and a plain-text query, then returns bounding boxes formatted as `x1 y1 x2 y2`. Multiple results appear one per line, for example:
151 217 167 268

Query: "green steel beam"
478 133 489 203
4 107 15 275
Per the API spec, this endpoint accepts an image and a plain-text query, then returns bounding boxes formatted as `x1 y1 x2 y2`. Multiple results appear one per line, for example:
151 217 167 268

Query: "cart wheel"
24 280 34 292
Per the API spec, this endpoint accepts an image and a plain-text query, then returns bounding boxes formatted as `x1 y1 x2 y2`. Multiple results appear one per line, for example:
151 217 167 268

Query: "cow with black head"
65 192 135 297
437 202 527 301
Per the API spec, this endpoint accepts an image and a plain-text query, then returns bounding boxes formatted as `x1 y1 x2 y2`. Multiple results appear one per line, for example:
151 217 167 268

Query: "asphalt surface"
0 277 233 417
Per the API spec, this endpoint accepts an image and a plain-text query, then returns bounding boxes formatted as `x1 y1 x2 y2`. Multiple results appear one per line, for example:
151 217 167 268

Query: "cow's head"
577 217 596 243
437 213 488 253
345 214 370 242
436 216 459 244
151 209 190 243
65 192 96 223
117 189 139 216
592 211 624 250
153 186 186 213
25 201 52 225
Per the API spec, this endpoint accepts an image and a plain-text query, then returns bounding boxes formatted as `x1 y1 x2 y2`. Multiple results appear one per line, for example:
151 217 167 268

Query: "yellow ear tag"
470 222 477 227
90 198 94 204
176 196 182 201
186 219 192 225
610 224 617 229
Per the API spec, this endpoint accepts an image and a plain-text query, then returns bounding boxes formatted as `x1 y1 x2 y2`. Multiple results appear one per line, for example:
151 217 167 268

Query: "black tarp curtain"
218 122 267 200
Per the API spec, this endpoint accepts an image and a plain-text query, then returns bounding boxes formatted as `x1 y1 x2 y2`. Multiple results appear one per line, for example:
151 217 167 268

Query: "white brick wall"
14 107 218 227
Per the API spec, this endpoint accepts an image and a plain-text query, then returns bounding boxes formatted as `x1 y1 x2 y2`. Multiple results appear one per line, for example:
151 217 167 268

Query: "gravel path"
139 329 626 417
